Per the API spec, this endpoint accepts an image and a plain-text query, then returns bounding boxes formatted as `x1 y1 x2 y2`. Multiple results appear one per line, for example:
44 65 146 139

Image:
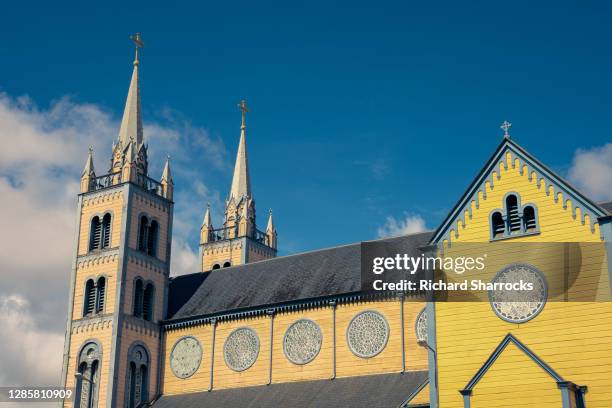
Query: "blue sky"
2 0 612 256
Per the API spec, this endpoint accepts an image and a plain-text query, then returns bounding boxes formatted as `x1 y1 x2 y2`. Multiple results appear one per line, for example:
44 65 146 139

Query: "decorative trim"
431 138 606 246
163 290 408 330
222 327 260 372
282 318 323 366
462 333 563 393
346 310 390 359
169 336 203 379
488 263 548 324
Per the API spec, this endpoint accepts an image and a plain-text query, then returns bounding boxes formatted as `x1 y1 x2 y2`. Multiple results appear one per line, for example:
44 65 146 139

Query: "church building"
61 37 612 408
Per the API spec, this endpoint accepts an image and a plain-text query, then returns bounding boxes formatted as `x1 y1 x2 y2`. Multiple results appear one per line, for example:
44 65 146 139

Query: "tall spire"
82 147 95 177
118 33 144 148
202 203 213 228
161 155 172 183
229 99 252 200
266 209 275 233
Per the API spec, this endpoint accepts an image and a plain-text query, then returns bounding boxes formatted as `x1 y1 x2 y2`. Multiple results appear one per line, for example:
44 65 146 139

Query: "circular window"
489 264 547 323
223 327 260 372
415 308 428 343
170 336 202 379
283 319 323 365
346 310 389 358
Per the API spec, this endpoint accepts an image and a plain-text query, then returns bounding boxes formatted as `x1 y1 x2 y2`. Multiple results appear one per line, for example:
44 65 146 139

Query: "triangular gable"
431 136 607 245
462 333 563 392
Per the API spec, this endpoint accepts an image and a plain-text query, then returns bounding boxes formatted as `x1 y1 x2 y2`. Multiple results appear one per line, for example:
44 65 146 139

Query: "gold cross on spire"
500 120 512 138
238 99 249 129
129 32 144 65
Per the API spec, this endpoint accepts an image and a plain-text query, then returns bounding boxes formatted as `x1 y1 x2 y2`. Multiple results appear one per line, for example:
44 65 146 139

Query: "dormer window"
490 194 539 240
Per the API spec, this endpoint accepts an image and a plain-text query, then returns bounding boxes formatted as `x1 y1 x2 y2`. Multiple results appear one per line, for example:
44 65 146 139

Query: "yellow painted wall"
434 150 612 408
128 192 170 263
77 189 124 256
201 240 244 271
469 341 563 407
114 322 161 405
161 299 428 396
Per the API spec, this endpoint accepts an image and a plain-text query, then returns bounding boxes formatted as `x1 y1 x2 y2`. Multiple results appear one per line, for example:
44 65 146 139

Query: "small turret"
200 203 214 244
266 209 277 249
161 156 173 200
80 147 96 193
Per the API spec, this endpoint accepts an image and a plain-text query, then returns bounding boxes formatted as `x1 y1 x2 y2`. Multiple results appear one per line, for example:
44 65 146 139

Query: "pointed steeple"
265 209 277 249
229 100 252 200
82 147 96 177
202 203 213 228
266 209 275 233
161 155 172 183
118 33 144 148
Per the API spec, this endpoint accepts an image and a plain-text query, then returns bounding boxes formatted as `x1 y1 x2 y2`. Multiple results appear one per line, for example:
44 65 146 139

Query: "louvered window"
84 279 96 316
147 221 158 257
101 214 111 249
89 217 101 251
138 216 149 252
523 206 537 232
95 277 106 313
134 279 144 318
491 211 505 238
506 195 521 233
143 284 154 321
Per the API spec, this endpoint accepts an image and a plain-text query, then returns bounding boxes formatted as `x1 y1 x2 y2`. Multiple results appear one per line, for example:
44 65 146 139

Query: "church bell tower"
61 34 174 408
199 100 278 271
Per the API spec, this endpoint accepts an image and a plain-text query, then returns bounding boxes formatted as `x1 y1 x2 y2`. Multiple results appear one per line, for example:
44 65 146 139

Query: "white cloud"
377 213 428 238
568 143 612 201
0 92 224 388
0 295 64 386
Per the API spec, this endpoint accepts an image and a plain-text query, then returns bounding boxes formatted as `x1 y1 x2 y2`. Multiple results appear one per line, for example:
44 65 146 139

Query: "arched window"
147 221 158 257
95 277 106 313
89 217 101 251
223 261 231 268
523 205 537 232
133 279 144 318
101 213 111 249
142 283 154 322
83 279 96 316
74 342 100 408
506 194 521 233
126 344 149 408
491 211 505 239
212 264 221 270
138 216 149 252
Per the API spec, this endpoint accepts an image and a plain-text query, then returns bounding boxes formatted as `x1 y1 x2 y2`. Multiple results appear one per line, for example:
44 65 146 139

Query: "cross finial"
129 32 144 65
500 120 512 138
238 99 248 129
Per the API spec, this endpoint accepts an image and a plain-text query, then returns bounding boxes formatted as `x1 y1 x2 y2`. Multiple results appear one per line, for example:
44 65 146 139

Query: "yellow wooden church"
61 38 612 408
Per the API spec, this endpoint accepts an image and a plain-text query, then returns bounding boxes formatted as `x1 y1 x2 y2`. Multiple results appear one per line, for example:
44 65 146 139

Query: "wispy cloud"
0 91 225 386
568 143 612 201
377 213 428 238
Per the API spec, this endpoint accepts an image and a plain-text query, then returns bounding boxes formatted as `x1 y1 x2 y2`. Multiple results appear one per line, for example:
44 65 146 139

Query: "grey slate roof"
151 371 428 408
168 232 433 321
599 201 612 215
